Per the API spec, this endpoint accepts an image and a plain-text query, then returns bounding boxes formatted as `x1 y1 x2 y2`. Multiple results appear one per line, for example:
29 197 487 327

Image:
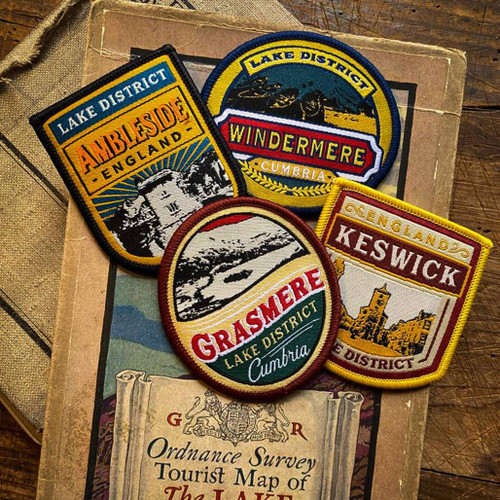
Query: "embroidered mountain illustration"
106 149 232 257
174 214 307 321
333 258 435 356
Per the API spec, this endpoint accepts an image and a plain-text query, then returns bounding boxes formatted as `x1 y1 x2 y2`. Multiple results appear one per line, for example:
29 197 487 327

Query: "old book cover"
37 2 466 499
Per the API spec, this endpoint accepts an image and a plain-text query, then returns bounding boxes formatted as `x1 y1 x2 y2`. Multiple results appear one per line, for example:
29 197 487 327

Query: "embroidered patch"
316 179 492 388
202 31 400 212
158 197 340 399
30 45 245 274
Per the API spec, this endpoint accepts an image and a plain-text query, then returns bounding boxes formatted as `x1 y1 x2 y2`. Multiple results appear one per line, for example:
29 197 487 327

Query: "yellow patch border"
316 178 492 389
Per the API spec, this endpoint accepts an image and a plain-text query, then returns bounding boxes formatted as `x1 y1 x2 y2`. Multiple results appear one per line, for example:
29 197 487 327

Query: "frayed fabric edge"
0 0 85 79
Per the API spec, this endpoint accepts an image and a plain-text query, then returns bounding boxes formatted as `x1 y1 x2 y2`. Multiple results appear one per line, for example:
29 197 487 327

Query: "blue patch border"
202 30 401 211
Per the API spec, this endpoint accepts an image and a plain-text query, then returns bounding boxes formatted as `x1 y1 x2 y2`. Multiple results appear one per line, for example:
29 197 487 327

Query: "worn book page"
37 2 466 499
108 374 362 499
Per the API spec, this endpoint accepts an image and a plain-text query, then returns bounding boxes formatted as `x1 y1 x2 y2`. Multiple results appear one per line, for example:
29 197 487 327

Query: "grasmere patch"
158 197 340 399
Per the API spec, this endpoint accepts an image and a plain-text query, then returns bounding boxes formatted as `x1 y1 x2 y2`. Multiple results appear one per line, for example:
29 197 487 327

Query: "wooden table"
0 0 498 498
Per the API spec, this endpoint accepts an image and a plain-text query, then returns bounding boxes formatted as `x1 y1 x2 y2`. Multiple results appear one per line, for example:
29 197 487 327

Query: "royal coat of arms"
183 390 290 446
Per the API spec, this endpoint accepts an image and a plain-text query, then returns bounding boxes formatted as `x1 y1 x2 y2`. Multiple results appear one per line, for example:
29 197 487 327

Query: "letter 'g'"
166 412 182 427
191 333 217 362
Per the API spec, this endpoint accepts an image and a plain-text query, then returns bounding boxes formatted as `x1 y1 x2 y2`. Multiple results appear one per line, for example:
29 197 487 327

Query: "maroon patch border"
158 197 341 400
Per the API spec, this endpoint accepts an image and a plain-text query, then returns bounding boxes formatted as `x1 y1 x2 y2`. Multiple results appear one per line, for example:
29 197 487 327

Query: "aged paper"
108 374 362 499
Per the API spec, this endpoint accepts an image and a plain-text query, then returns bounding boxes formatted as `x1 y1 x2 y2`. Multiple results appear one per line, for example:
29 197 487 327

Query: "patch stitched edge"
158 197 341 400
30 45 246 274
316 178 492 389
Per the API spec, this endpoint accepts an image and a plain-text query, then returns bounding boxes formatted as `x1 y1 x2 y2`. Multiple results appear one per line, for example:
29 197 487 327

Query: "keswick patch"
158 197 340 399
316 179 492 388
30 46 245 273
202 31 400 212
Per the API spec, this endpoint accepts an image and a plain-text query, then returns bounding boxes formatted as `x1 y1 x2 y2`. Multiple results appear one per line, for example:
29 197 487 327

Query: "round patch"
158 197 340 399
202 31 400 212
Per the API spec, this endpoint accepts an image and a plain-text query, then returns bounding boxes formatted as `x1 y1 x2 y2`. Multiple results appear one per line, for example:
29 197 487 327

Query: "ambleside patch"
30 45 245 273
158 197 340 399
316 179 492 389
202 31 400 212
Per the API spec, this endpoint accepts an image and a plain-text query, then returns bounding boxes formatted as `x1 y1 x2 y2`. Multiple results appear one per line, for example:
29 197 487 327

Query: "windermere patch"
158 197 340 399
30 45 245 273
316 178 492 388
202 31 400 212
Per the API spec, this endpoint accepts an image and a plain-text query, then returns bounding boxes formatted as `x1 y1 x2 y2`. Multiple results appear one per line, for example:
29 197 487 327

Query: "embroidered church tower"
351 284 391 342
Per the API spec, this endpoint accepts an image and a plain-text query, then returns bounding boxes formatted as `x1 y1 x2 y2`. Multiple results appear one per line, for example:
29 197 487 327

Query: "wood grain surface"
0 0 499 499
0 0 60 60
0 404 39 499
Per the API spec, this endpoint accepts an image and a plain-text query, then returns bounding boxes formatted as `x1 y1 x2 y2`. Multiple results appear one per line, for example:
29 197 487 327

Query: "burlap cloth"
0 0 298 442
